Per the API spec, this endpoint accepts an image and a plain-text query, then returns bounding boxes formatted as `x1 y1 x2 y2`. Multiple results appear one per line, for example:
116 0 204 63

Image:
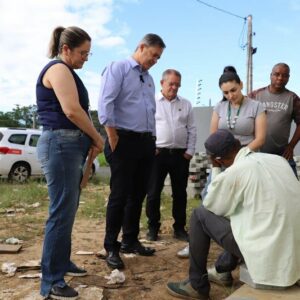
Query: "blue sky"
1 0 300 112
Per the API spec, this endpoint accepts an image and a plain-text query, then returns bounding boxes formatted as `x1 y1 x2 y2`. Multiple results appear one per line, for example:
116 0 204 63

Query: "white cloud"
0 0 128 112
96 36 125 47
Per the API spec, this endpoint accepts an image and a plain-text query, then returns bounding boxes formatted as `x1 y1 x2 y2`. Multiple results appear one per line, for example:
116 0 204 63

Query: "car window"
8 134 27 145
0 132 3 142
29 134 40 147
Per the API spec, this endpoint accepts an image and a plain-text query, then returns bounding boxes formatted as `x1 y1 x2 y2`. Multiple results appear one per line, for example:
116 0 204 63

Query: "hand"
155 148 160 155
89 145 101 161
183 153 192 160
108 134 119 152
283 144 294 160
93 134 104 153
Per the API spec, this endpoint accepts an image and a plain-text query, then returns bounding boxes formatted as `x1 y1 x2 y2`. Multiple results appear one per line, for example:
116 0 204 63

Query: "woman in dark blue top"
36 26 104 300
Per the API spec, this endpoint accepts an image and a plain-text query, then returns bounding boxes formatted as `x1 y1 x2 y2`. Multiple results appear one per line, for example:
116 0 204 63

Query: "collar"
128 56 148 74
157 92 181 102
267 85 287 95
233 147 253 164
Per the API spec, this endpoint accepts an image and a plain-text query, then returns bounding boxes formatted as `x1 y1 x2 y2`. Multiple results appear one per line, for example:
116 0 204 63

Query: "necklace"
226 97 244 130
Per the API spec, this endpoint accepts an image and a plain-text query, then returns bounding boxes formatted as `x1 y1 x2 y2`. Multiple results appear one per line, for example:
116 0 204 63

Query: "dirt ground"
0 217 242 300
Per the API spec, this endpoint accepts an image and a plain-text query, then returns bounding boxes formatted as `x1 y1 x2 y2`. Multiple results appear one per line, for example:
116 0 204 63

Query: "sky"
1 0 300 112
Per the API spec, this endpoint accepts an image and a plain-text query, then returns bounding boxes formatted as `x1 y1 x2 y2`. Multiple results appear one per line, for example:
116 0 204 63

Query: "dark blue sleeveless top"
36 60 90 129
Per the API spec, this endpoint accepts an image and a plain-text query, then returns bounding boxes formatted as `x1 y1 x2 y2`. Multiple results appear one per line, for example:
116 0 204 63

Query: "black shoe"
120 241 155 256
65 263 87 277
146 229 158 241
49 285 78 300
106 251 125 269
174 229 189 241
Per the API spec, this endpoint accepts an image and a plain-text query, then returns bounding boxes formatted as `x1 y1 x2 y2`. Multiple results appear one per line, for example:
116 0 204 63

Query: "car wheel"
9 162 30 183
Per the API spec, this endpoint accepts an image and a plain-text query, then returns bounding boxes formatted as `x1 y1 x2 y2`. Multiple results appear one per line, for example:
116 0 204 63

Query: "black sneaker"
65 263 87 277
49 285 78 300
173 229 189 241
106 251 125 269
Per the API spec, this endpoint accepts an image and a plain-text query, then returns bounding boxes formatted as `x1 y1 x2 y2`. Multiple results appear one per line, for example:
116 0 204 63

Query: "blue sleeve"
98 61 124 126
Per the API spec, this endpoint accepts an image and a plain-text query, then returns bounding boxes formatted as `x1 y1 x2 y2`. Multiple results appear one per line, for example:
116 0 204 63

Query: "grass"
98 152 108 167
0 177 200 241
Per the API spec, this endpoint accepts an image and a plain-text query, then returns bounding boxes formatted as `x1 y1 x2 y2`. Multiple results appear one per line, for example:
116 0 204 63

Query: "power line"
195 0 246 20
238 18 247 50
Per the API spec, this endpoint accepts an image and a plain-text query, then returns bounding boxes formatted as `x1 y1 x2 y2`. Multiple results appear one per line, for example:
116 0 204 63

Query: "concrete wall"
193 107 300 155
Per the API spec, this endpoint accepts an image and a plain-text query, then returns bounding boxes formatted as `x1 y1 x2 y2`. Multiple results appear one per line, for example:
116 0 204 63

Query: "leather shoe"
173 229 189 241
106 251 125 269
146 229 158 241
120 241 155 256
49 284 78 299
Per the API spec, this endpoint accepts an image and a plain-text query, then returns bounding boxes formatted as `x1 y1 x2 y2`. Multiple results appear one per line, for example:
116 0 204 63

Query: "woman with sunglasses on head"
36 26 104 300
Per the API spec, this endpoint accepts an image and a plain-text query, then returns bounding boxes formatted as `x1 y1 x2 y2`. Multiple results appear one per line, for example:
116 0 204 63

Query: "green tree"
11 105 39 128
0 111 20 127
0 105 39 128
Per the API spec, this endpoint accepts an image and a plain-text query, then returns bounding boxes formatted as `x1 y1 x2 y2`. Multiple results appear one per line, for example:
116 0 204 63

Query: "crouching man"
167 129 300 300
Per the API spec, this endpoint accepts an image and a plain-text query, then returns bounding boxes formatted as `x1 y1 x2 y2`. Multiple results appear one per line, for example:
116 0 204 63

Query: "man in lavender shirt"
98 33 166 269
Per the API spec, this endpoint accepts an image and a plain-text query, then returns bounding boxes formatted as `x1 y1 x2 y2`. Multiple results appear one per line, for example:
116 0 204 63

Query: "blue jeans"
37 129 91 297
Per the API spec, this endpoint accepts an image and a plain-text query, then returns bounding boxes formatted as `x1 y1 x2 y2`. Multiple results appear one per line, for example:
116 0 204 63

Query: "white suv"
0 127 99 182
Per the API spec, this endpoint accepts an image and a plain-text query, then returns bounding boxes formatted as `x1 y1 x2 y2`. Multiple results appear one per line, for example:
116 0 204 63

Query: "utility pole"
246 14 253 94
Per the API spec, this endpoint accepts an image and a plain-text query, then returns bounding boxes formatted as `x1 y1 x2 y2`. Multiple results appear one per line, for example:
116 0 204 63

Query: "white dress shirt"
155 92 197 156
205 147 300 287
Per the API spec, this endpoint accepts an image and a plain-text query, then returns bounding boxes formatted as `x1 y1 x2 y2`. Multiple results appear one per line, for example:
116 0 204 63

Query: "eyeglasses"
79 50 93 58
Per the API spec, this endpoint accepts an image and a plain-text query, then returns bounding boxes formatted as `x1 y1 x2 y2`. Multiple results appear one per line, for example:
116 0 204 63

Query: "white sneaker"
207 266 233 286
177 245 189 258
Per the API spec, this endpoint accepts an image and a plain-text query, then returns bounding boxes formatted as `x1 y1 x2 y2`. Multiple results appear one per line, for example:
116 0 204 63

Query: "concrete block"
239 264 286 290
226 284 300 300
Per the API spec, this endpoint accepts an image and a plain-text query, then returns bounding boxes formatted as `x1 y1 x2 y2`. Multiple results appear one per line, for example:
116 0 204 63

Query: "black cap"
205 129 238 158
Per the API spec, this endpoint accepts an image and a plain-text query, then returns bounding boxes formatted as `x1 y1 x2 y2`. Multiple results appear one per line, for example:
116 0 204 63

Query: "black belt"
157 148 186 154
117 129 154 139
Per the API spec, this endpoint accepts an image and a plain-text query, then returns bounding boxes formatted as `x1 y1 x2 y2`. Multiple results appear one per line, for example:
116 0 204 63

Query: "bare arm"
283 124 300 160
210 111 219 133
44 63 104 154
247 112 267 151
283 95 300 159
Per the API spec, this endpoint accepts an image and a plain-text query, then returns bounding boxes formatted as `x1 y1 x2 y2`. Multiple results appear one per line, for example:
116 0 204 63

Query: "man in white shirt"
146 69 196 241
167 129 300 300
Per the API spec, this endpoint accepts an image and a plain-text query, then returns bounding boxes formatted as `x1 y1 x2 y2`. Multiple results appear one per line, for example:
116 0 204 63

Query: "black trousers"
146 149 189 231
189 206 243 295
104 132 155 251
